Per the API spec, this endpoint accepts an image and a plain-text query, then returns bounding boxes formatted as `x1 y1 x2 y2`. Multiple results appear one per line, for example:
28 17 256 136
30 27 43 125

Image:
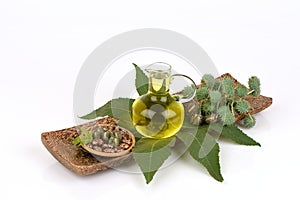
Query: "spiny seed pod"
248 76 261 96
201 74 215 89
212 80 221 91
222 77 235 98
217 105 235 125
235 85 248 98
190 113 203 126
202 101 213 115
235 100 250 114
223 113 235 125
182 85 196 99
209 90 222 104
196 87 209 100
243 115 256 128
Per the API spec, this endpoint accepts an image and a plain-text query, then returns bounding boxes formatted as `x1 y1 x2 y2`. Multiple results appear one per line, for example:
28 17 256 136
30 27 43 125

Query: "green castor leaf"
201 74 215 89
217 105 235 125
209 90 222 104
222 77 235 98
243 115 256 128
177 125 224 182
72 127 93 146
132 137 176 184
133 63 149 96
235 100 250 114
210 124 260 146
235 85 248 98
248 76 261 96
196 87 209 100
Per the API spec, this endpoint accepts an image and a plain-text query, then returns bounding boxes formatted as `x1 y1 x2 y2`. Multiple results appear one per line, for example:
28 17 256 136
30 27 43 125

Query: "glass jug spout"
145 62 172 95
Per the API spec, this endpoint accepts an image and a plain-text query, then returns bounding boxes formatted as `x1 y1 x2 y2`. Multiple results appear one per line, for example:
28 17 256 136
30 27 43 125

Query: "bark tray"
41 117 133 175
41 73 272 176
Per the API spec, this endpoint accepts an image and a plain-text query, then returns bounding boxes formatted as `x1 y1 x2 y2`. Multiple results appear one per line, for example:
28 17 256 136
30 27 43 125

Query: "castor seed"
93 146 102 152
103 148 115 153
91 139 98 146
95 138 104 146
108 125 115 130
120 143 129 149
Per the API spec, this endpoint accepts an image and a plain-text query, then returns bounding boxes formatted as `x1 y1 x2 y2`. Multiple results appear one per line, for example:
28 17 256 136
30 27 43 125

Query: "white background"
1 0 299 199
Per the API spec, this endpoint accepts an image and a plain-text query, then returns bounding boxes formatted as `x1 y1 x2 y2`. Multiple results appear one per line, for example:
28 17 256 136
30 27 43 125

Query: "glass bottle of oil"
132 62 196 139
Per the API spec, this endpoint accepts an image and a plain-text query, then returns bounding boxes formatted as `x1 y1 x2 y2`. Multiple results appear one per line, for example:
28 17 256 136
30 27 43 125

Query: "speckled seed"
103 148 115 153
108 125 114 131
123 133 130 140
122 139 131 144
91 139 98 146
95 138 104 146
120 143 130 149
93 146 102 152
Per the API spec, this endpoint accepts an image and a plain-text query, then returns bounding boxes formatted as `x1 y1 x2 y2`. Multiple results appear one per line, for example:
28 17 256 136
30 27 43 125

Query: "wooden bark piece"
41 117 132 175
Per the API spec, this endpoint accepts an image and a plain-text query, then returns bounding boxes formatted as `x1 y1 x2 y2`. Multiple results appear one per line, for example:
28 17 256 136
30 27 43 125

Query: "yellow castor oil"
132 63 188 138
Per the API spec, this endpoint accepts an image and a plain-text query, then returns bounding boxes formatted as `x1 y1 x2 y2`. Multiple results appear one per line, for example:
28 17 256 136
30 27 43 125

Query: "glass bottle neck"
148 72 170 95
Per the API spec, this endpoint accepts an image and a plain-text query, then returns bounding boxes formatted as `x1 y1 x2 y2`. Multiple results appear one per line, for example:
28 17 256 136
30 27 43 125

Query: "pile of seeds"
79 124 133 153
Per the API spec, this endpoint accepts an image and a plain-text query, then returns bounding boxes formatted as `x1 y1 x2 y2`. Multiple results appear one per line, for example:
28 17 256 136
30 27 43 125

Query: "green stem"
230 101 235 114
218 82 222 91
248 90 254 95
248 113 254 122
